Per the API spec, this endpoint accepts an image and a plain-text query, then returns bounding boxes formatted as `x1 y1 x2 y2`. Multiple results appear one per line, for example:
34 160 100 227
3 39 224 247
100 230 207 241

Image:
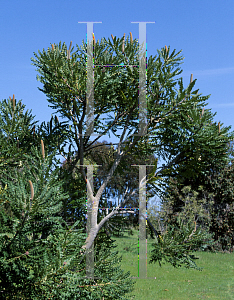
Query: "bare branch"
85 108 133 153
94 103 136 202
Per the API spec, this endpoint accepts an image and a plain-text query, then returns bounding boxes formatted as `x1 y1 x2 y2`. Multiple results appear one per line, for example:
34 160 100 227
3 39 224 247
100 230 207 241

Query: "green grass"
112 229 234 299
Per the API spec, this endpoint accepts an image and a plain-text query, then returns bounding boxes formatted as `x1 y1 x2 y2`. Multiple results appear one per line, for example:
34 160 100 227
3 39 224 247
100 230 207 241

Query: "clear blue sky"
1 1 234 207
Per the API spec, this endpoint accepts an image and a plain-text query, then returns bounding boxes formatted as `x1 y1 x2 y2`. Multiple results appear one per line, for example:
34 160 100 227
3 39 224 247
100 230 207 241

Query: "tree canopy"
30 34 234 251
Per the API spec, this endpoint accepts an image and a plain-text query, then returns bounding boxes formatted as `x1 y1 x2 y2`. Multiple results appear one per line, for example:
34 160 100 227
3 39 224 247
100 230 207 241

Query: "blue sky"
1 1 234 208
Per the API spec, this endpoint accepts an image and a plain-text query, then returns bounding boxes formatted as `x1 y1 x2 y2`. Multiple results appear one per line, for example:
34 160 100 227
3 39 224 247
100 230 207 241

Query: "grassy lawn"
113 229 234 299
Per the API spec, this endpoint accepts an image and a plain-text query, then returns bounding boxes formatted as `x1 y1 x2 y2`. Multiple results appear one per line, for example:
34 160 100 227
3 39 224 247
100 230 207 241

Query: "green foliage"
0 97 39 177
1 30 233 297
156 141 234 252
149 216 214 270
57 154 99 228
149 111 234 201
29 34 234 273
147 181 217 269
85 140 156 201
30 37 200 162
0 99 135 299
0 144 135 299
158 181 215 231
204 150 234 251
115 233 234 299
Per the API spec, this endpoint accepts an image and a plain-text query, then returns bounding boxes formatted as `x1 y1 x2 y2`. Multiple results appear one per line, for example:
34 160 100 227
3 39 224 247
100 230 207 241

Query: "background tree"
81 140 157 233
151 138 234 252
57 154 98 230
208 160 234 252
